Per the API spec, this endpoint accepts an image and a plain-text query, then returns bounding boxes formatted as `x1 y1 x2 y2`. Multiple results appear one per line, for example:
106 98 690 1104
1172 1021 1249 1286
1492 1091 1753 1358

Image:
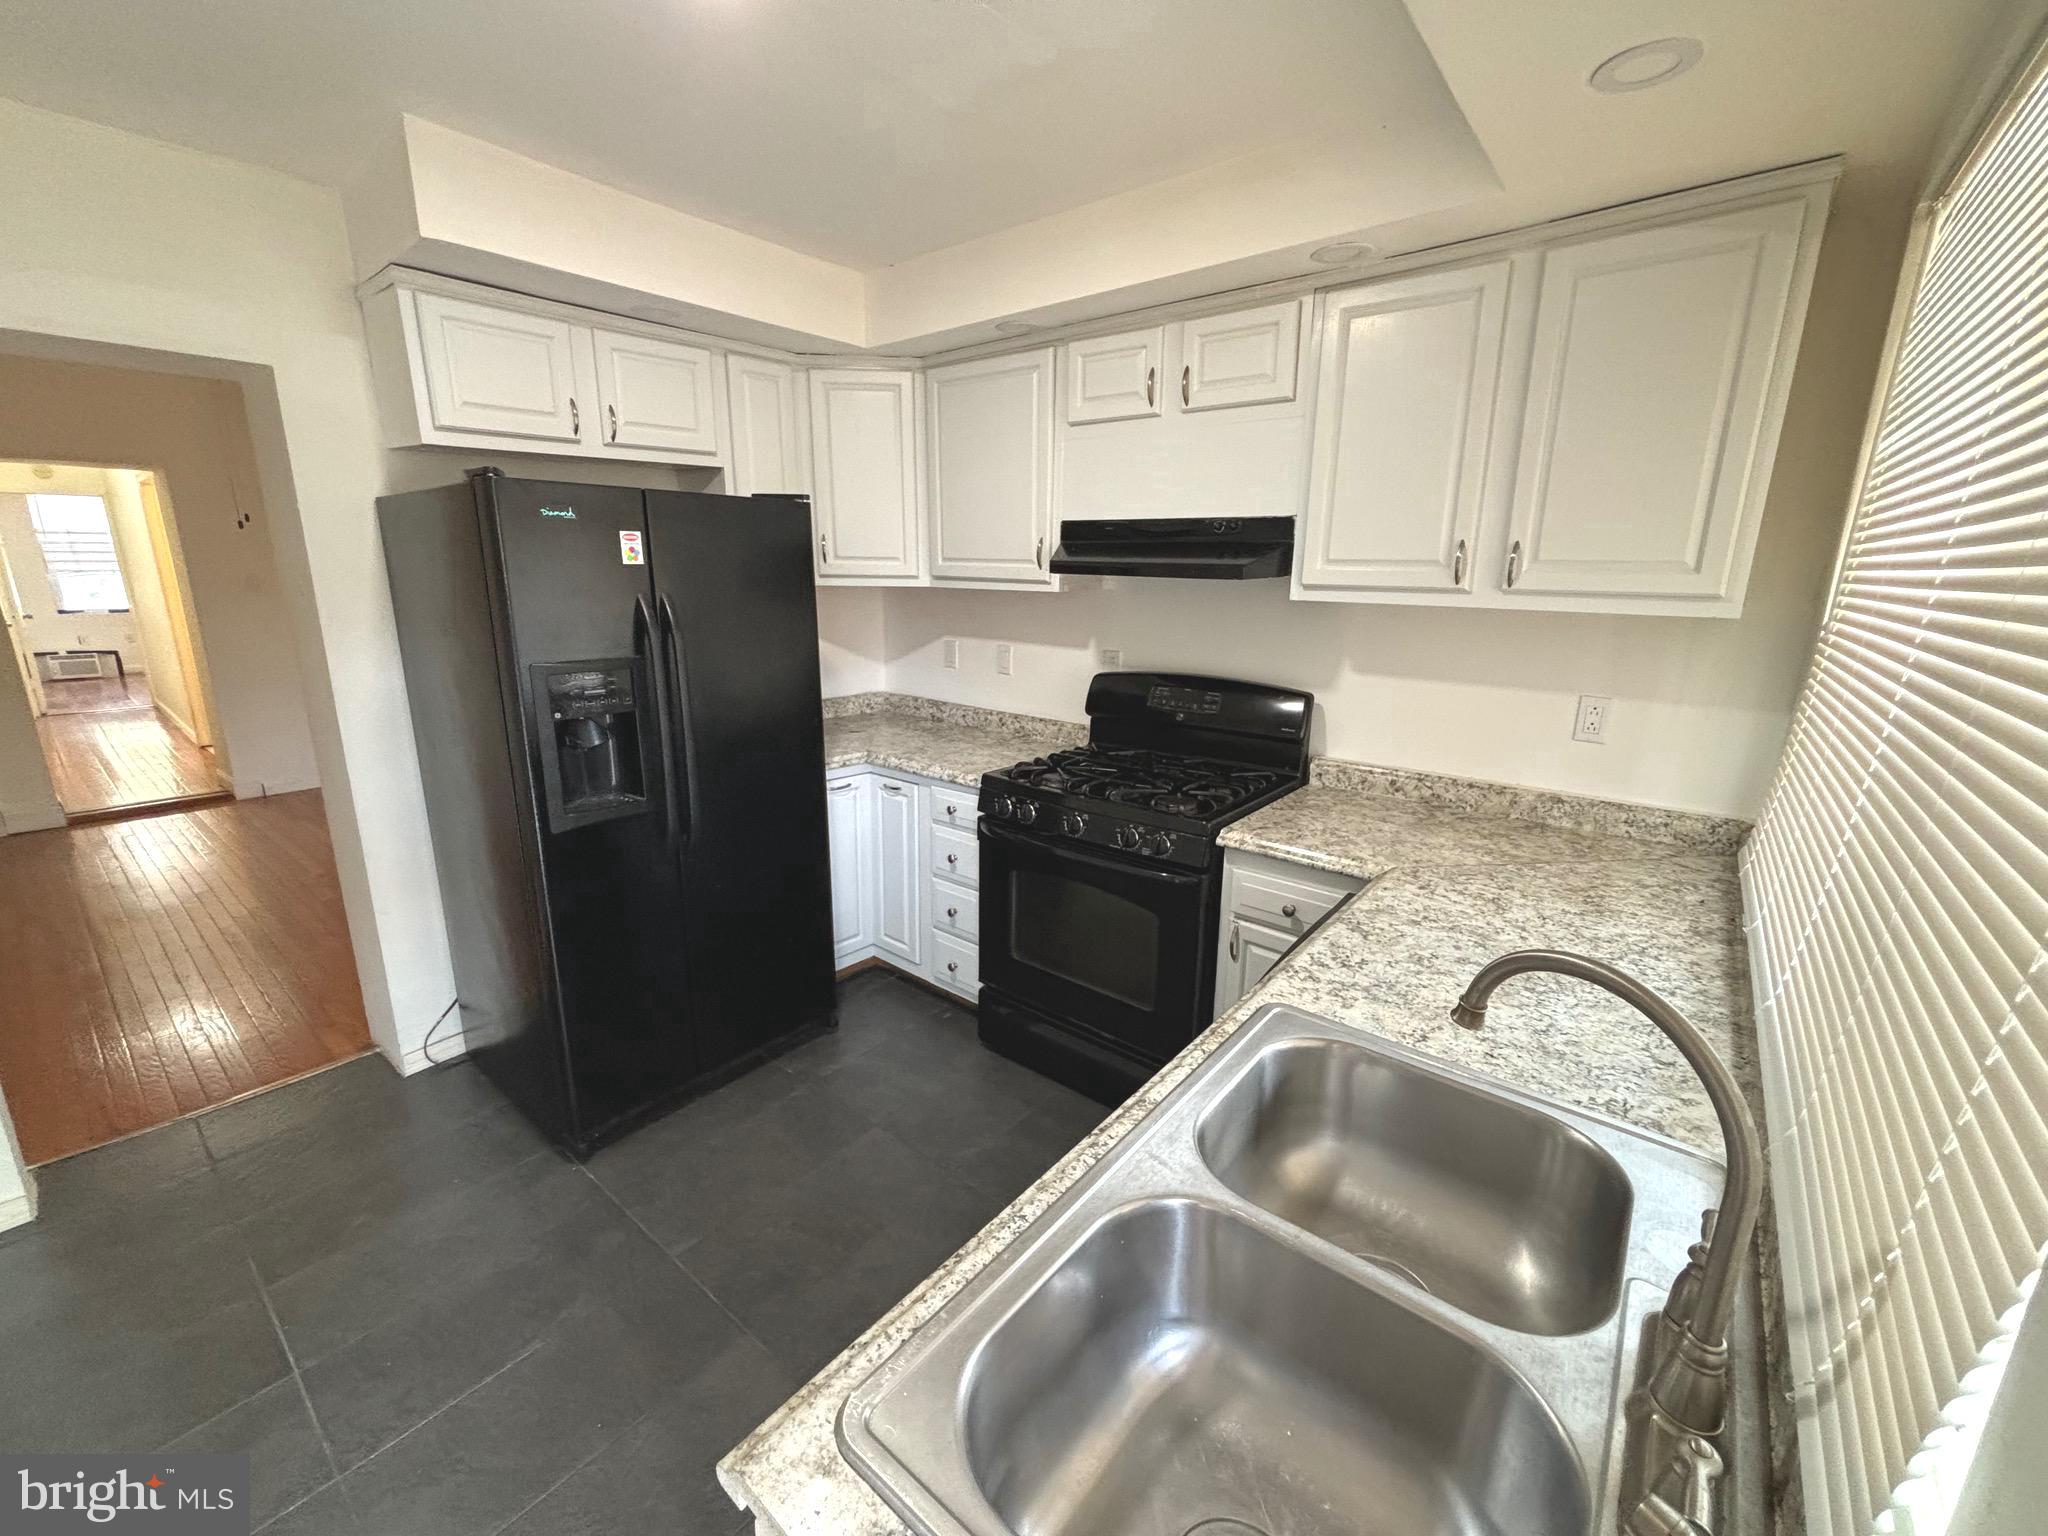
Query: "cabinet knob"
947 961 959 974
947 853 958 865
945 804 957 817
1282 903 1298 919
947 906 959 919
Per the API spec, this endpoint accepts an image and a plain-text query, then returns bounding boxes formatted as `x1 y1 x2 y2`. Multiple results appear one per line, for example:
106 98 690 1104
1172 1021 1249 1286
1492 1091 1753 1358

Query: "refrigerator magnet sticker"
619 530 645 565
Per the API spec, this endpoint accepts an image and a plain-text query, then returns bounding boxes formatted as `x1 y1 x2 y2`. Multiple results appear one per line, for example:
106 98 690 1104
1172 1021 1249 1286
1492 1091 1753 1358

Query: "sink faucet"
1451 949 1762 1535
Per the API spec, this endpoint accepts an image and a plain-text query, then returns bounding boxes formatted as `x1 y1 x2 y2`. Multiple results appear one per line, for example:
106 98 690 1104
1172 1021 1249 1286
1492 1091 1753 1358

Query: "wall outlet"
995 643 1014 677
1573 694 1613 744
1099 647 1123 670
941 637 960 670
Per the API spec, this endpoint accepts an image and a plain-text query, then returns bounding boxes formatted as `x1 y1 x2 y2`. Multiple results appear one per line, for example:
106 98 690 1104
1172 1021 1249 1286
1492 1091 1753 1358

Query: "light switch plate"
942 637 960 670
995 643 1014 676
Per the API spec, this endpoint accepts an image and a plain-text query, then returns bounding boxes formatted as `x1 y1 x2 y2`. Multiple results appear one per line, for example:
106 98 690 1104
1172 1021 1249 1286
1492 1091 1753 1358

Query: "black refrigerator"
379 469 836 1154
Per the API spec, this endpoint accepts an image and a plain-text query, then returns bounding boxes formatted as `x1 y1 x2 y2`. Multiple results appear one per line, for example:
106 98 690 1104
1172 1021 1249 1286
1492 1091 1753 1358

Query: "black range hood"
1048 517 1295 580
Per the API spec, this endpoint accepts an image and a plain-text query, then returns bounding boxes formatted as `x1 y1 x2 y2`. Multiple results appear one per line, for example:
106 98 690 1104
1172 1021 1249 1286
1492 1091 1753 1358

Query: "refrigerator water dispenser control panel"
531 659 651 833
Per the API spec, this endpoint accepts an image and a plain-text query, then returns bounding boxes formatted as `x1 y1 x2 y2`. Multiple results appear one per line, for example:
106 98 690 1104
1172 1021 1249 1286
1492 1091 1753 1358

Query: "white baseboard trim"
0 1185 37 1234
154 698 199 743
398 1033 469 1076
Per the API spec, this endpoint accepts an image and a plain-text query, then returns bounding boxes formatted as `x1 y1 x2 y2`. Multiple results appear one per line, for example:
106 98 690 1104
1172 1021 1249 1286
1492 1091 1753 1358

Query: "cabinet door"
414 292 585 443
928 348 1055 585
872 776 922 965
1215 913 1295 1018
1502 197 1809 603
827 775 873 959
727 355 808 496
1179 301 1301 412
1065 326 1164 425
810 370 922 579
590 329 721 456
1299 263 1511 594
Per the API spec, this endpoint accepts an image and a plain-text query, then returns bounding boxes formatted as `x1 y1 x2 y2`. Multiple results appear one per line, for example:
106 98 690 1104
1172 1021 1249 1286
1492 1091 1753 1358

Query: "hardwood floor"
33 674 224 816
0 789 373 1165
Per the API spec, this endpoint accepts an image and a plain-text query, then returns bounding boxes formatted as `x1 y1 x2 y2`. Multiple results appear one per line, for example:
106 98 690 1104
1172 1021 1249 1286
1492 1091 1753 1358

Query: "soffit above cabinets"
6 0 2009 351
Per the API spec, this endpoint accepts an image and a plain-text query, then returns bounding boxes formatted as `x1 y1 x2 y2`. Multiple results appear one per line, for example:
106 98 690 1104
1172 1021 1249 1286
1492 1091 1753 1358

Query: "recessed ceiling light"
1588 37 1704 94
992 320 1036 336
1309 242 1375 265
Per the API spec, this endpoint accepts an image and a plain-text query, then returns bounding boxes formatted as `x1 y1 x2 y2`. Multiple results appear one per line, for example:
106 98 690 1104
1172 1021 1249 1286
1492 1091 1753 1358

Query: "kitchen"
0 4 2043 1536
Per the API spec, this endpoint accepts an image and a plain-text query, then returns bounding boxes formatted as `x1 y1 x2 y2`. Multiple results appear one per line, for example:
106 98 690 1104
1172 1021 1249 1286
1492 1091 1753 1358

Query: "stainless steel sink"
962 1199 1589 1536
1195 1036 1632 1335
840 1006 1727 1536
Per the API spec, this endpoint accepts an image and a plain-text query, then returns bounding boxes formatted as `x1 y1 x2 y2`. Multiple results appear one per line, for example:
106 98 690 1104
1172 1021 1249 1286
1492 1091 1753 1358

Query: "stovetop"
998 746 1290 823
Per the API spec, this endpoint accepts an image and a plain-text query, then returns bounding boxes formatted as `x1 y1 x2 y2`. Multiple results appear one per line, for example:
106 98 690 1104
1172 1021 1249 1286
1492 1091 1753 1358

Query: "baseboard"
0 1184 37 1234
154 698 200 743
398 1032 469 1076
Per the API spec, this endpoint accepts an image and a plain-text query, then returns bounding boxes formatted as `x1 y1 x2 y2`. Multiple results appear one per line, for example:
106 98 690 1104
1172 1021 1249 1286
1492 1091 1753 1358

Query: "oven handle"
979 819 1207 886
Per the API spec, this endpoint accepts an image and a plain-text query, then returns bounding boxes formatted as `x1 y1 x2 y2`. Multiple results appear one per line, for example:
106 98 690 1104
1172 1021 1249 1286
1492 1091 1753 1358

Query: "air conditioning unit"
37 651 110 682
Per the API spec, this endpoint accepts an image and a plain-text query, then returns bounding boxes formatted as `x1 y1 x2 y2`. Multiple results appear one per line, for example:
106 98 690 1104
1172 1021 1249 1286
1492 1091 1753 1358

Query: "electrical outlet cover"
1573 695 1613 744
995 643 1014 676
942 637 960 670
1100 648 1123 669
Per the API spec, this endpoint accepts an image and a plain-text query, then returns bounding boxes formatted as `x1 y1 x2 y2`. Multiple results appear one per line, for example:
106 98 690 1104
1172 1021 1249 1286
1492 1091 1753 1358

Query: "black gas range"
976 672 1313 1104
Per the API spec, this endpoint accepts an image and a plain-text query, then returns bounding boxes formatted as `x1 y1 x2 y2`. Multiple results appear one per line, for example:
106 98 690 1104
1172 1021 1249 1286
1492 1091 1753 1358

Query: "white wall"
0 1076 32 1232
99 467 197 736
817 587 886 697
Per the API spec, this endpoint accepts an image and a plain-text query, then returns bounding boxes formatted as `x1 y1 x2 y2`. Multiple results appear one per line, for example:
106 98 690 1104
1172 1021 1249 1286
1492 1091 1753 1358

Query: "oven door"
978 819 1214 1063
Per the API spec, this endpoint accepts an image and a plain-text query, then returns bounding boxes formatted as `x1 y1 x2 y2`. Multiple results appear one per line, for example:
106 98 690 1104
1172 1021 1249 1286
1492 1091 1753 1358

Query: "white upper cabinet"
810 369 924 583
1057 297 1314 523
413 292 586 444
1179 301 1301 411
1065 327 1164 425
726 355 809 497
589 329 721 457
1500 196 1811 609
927 348 1056 587
1299 262 1512 595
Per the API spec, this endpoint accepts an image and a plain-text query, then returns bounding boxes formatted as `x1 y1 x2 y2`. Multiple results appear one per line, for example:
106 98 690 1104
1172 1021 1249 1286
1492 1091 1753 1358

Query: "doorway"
0 460 227 822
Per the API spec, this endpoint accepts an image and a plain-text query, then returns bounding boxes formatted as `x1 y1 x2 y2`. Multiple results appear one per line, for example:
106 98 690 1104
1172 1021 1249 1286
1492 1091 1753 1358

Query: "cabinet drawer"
930 788 976 828
1231 863 1354 935
930 930 979 996
931 878 980 940
931 824 979 885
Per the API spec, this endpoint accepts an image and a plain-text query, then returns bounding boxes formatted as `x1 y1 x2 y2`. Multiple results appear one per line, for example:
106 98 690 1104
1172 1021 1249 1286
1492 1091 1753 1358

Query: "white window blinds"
1740 48 2048 1536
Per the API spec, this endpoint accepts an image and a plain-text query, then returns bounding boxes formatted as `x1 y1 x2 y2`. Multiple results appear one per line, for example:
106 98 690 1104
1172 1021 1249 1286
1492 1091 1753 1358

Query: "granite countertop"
822 706 1081 788
728 731 1757 1536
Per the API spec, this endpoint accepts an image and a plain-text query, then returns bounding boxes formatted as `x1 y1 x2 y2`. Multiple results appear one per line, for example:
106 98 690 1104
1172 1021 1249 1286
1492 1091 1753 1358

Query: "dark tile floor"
1 971 1107 1534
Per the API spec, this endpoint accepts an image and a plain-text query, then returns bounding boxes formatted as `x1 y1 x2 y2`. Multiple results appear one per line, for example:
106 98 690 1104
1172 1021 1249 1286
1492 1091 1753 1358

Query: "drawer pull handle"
1145 365 1156 406
1282 903 1298 919
829 781 854 794
1229 922 1240 962
1180 364 1191 407
947 906 959 919
947 961 959 974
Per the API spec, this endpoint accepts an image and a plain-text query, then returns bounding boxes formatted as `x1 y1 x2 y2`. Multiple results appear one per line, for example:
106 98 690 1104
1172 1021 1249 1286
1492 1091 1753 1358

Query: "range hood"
1048 517 1295 580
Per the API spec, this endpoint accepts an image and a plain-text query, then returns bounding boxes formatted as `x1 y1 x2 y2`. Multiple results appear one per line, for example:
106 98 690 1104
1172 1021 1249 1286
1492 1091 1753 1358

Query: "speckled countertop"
822 702 1080 788
726 716 1758 1536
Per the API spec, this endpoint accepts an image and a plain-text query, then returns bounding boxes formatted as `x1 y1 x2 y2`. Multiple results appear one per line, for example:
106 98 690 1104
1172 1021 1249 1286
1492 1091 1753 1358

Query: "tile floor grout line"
574 1161 783 1364
247 1253 346 1487
479 1410 642 1536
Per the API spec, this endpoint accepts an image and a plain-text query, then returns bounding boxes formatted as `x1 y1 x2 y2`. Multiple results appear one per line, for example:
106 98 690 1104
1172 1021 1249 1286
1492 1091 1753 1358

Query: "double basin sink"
839 1005 1727 1536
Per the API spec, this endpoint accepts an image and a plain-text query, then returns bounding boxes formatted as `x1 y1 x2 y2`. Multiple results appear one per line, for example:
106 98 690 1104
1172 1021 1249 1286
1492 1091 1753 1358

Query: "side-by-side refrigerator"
379 469 836 1154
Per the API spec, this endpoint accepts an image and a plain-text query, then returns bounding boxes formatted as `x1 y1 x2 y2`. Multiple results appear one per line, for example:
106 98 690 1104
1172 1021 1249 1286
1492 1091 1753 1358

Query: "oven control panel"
1146 683 1224 717
982 790 1208 870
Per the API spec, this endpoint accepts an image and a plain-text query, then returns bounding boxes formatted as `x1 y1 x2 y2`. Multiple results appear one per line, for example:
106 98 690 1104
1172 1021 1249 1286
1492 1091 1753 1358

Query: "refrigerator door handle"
634 594 682 847
657 593 696 846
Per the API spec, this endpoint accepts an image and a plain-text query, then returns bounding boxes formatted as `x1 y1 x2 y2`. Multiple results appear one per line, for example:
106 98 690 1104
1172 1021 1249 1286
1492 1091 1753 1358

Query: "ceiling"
0 0 1480 269
0 0 2031 348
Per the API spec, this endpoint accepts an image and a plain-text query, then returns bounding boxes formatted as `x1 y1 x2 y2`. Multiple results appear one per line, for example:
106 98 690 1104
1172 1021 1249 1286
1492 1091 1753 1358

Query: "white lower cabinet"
828 769 982 1000
826 772 874 962
872 775 923 966
1213 850 1366 1019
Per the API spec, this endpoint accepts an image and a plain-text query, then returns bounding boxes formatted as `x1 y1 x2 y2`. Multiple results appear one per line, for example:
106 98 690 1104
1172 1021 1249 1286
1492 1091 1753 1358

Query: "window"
1742 46 2048 1536
27 493 130 613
